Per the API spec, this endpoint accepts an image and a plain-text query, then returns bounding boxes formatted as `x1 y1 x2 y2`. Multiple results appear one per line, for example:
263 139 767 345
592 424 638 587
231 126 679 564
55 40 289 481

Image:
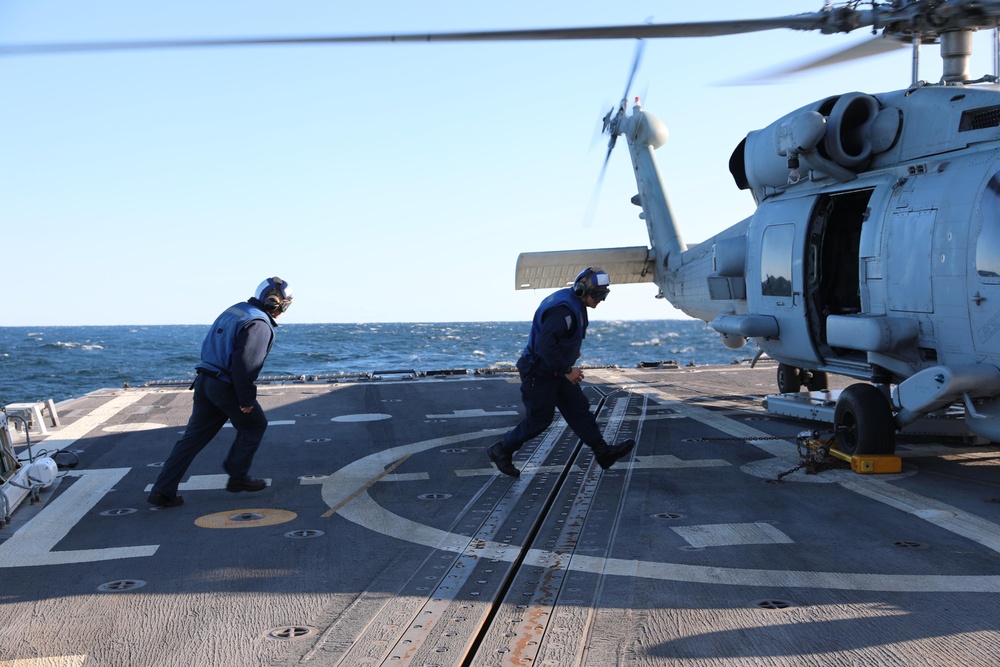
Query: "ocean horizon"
0 319 750 406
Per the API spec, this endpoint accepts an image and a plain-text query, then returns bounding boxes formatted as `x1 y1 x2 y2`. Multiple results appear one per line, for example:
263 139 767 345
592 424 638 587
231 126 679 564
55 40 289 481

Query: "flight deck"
2 360 1000 666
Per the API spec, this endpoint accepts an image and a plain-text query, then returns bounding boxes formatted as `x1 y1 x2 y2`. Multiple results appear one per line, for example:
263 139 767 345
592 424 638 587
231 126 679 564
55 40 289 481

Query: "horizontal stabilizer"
515 246 654 290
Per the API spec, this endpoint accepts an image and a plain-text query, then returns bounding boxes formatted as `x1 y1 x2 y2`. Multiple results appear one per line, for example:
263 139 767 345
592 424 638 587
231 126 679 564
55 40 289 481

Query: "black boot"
593 439 636 470
487 441 520 477
226 476 267 493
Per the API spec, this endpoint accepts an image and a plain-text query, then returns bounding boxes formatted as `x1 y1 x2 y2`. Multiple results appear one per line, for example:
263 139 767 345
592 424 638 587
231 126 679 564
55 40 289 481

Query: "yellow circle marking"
195 508 297 529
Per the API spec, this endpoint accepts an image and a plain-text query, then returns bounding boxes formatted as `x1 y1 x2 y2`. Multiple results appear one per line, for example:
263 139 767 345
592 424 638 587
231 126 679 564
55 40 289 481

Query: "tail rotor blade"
621 39 645 102
584 38 644 227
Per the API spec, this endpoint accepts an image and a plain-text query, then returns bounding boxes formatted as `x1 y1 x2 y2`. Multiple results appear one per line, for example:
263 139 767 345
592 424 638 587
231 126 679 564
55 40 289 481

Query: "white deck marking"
224 419 295 427
671 522 794 548
35 392 145 450
633 382 1000 554
425 408 519 419
0 468 158 567
840 477 1000 553
143 474 272 492
631 454 730 469
382 472 430 482
331 413 392 423
324 426 1000 593
318 429 506 512
102 422 167 433
0 656 87 667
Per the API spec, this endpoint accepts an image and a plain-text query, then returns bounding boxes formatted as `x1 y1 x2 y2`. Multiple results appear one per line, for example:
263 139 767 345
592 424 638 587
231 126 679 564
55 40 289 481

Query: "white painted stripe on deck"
671 522 794 548
324 427 1000 593
223 420 295 427
35 392 146 450
840 477 1000 553
143 474 272 492
102 422 168 433
426 408 519 419
383 472 429 482
0 656 87 667
626 380 1000 555
330 414 390 423
631 454 730 469
0 468 158 567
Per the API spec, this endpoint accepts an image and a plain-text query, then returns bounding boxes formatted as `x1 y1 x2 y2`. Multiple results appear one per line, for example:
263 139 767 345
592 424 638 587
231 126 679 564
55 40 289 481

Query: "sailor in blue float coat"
197 301 276 408
517 287 588 380
488 267 636 477
147 277 293 508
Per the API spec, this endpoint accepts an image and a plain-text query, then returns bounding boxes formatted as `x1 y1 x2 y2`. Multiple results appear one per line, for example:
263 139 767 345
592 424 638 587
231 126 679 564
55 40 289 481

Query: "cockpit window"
977 173 1000 279
761 224 794 297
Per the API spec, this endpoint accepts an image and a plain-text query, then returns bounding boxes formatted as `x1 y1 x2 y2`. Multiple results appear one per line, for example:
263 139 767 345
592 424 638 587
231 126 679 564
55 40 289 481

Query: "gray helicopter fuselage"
499 6 1000 450
660 85 1000 438
517 81 1000 443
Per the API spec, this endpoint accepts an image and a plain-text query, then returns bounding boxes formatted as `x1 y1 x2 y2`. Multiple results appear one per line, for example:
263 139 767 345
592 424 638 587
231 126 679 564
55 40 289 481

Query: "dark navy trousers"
151 373 268 497
501 374 605 453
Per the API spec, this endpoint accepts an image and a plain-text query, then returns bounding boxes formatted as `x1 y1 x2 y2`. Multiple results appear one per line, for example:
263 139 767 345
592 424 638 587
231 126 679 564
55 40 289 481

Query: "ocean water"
0 320 749 406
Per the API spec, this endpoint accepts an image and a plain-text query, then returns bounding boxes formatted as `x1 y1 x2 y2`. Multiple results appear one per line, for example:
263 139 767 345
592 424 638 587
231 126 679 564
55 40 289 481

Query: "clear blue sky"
2 1 995 326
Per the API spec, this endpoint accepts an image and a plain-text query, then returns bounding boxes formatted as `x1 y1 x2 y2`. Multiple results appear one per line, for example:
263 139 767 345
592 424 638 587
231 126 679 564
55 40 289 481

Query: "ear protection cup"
255 276 293 314
572 267 610 300
264 293 282 312
573 268 592 297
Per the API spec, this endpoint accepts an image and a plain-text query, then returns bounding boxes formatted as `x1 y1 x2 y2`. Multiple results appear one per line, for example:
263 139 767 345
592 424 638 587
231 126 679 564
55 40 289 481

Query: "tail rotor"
585 39 645 226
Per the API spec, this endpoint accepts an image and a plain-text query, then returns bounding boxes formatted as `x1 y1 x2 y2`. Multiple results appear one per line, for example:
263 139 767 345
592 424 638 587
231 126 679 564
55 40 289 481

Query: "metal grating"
959 105 1000 131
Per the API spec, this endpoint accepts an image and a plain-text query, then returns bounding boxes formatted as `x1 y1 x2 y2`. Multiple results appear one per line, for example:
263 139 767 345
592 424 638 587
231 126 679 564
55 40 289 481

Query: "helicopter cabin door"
805 189 872 365
972 171 1000 360
748 196 819 369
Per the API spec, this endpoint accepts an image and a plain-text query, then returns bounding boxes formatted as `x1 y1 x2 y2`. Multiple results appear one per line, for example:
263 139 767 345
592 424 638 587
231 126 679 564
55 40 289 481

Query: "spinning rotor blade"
0 14 849 56
585 41 644 227
8 3 1000 57
729 34 909 84
603 41 645 162
775 34 909 74
620 39 645 103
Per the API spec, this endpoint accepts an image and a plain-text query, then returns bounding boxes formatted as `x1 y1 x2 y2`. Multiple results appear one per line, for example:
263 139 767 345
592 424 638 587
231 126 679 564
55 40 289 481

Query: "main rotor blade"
740 34 908 83
784 34 909 72
0 15 840 56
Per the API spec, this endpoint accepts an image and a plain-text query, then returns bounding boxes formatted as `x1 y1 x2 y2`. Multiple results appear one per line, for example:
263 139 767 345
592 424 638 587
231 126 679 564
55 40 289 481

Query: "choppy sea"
0 320 749 406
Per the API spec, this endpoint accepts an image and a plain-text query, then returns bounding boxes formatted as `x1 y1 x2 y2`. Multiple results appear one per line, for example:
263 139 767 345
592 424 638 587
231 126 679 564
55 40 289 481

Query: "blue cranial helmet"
254 277 293 314
572 267 611 302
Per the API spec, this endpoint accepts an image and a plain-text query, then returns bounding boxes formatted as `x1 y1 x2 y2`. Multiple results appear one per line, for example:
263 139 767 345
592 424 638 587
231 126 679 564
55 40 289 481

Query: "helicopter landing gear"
805 371 828 391
776 364 829 393
776 363 800 393
833 383 896 455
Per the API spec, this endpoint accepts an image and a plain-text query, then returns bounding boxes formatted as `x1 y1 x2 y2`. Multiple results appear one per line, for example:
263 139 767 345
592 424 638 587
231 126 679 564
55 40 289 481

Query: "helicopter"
8 1 1000 456
514 2 1000 457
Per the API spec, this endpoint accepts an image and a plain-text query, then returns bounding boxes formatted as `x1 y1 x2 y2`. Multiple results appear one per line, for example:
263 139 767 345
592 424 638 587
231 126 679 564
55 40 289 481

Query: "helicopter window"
977 173 1000 279
761 224 794 298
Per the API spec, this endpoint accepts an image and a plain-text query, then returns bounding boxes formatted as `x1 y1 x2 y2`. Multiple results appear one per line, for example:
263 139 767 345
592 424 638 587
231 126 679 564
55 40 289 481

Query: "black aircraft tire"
833 383 896 456
776 363 801 394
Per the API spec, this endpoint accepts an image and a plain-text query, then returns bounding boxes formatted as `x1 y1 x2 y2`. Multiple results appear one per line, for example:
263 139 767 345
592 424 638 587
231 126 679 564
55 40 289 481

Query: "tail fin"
621 100 687 280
